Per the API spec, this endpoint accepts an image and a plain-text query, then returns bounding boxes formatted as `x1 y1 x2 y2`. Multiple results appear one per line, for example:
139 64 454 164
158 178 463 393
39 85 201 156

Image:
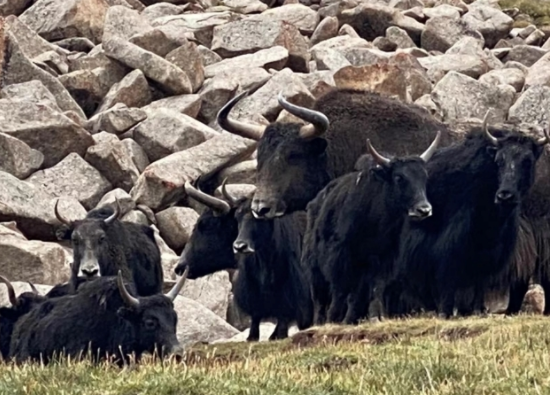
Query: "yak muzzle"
233 240 255 255
495 189 517 205
408 202 432 220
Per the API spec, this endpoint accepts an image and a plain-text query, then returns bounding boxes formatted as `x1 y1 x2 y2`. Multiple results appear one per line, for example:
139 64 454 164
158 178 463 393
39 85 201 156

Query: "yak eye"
144 319 157 330
98 235 106 244
394 175 403 183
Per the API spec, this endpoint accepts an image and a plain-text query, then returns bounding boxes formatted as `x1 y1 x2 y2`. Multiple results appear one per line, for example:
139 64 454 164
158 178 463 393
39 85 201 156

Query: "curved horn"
117 271 140 308
104 198 121 225
277 92 329 140
0 276 18 307
217 90 265 141
366 139 391 167
482 110 498 146
28 282 39 295
536 124 550 146
185 179 231 215
54 199 72 226
165 266 189 301
420 131 442 162
221 178 239 207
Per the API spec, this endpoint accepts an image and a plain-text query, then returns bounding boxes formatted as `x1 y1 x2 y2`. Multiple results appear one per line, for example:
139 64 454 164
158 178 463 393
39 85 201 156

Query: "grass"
1 315 550 394
499 0 550 28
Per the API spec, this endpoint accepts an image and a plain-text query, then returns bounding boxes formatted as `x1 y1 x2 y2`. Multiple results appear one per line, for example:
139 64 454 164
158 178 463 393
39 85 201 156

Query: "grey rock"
312 48 351 71
178 272 232 320
95 69 152 115
156 207 199 251
95 188 135 215
338 24 361 38
524 52 550 88
479 68 525 92
141 95 202 119
374 37 398 52
129 29 181 58
0 133 44 180
31 50 69 75
251 4 320 35
419 54 489 80
216 322 299 343
1 80 61 112
102 5 153 42
165 42 205 93
141 3 187 24
421 16 484 53
217 160 257 184
502 45 548 68
27 153 113 210
524 29 546 46
509 85 550 125
53 37 96 53
310 16 339 46
121 209 149 226
423 4 461 19
197 45 223 67
121 138 150 173
204 46 289 78
386 26 416 49
0 0 32 17
85 104 147 135
221 0 268 14
92 131 120 145
462 3 513 48
0 279 53 307
5 16 58 60
58 69 110 112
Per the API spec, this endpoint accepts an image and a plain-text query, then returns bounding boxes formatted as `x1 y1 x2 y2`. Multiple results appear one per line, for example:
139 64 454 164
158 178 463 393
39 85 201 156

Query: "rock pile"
0 0 548 345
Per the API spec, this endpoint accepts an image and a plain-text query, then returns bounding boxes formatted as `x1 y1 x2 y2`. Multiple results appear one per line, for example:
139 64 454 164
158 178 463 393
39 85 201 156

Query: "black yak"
55 200 163 296
9 270 188 364
218 88 451 219
302 133 440 325
396 117 549 318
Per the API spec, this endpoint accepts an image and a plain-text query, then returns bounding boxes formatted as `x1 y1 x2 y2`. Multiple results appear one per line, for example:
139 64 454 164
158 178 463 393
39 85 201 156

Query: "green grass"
1 315 550 394
499 0 550 27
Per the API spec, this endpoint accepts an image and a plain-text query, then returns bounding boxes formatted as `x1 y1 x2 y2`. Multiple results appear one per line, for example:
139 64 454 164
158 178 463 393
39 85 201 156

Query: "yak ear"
117 307 138 321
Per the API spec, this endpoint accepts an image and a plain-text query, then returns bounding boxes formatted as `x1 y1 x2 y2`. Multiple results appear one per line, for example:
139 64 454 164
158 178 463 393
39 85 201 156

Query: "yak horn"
217 90 265 141
117 271 140 308
277 92 329 140
54 199 72 226
482 110 498 146
28 282 39 295
420 131 442 162
366 139 391 167
221 178 239 207
536 124 550 146
165 266 189 301
104 198 121 225
0 276 18 307
185 179 231 215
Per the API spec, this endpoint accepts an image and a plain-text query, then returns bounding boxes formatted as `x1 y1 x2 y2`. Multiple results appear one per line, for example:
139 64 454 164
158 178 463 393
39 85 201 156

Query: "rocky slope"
0 0 547 344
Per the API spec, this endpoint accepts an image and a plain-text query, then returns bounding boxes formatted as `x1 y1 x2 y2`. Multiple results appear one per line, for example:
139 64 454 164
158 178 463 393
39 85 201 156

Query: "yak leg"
438 284 456 319
247 317 261 342
343 275 370 325
368 278 386 322
541 277 550 315
506 280 529 315
269 319 289 340
310 266 330 325
327 288 349 323
472 282 488 317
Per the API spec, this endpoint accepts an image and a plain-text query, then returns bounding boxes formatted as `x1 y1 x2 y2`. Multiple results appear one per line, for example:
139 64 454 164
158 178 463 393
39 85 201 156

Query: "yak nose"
81 268 99 277
409 203 432 219
174 254 188 276
233 240 254 255
496 190 513 202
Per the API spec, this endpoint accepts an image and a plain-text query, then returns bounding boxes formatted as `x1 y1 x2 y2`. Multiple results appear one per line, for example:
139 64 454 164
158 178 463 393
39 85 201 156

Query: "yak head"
55 200 123 281
232 199 269 256
362 131 441 220
116 269 187 358
217 90 331 219
174 179 246 279
480 114 549 207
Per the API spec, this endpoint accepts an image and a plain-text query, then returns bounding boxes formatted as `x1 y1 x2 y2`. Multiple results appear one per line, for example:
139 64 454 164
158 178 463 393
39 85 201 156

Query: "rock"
421 16 484 53
121 209 149 226
390 0 424 10
92 131 120 145
414 93 441 119
58 69 109 113
19 0 109 44
141 3 186 24
0 233 71 286
217 322 299 343
121 138 150 173
4 16 58 60
179 272 232 320
95 189 135 215
211 19 309 72
133 109 215 162
213 183 256 202
156 207 199 251
479 68 525 92
221 0 268 14
165 42 205 93
312 48 351 71
521 284 544 314
4 32 87 120
0 172 86 241
141 95 202 119
95 69 152 115
217 160 257 184
205 46 288 78
128 29 181 58
502 45 548 68
374 37 398 52
53 37 95 53
1 80 61 112
0 133 44 179
509 86 550 125
386 26 416 49
525 29 546 47
102 5 153 42
423 4 461 19
525 52 550 89
173 295 239 348
224 292 250 331
418 54 488 80
103 37 193 95
0 99 93 168
0 0 32 17
31 50 69 75
251 4 320 35
130 134 256 210
85 140 140 192
431 71 515 122
0 280 52 308
27 153 113 210
338 24 361 38
197 45 222 67
310 16 338 46
85 104 147 135
462 3 513 48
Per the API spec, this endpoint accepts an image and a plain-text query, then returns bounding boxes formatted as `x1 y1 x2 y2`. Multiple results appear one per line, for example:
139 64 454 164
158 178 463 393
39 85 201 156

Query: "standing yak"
396 116 549 318
175 181 312 341
302 133 440 325
55 200 163 297
217 88 451 219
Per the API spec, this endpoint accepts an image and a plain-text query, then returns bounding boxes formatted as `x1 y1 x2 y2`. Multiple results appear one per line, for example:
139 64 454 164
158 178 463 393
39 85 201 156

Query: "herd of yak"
1 87 550 365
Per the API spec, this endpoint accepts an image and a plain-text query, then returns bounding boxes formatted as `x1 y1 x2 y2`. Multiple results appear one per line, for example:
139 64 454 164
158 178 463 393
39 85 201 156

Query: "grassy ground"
1 315 549 395
499 0 550 28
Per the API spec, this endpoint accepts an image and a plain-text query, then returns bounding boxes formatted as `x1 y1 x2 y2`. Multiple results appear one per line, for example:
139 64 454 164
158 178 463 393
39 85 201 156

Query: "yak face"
232 201 272 255
492 136 543 207
174 209 238 279
117 297 180 358
370 158 432 220
71 220 111 279
252 124 330 220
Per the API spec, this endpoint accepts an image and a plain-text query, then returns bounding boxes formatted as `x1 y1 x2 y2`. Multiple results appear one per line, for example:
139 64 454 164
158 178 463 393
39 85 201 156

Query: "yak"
302 133 440 325
175 181 312 341
396 116 549 318
55 200 163 297
9 270 188 364
217 88 451 219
